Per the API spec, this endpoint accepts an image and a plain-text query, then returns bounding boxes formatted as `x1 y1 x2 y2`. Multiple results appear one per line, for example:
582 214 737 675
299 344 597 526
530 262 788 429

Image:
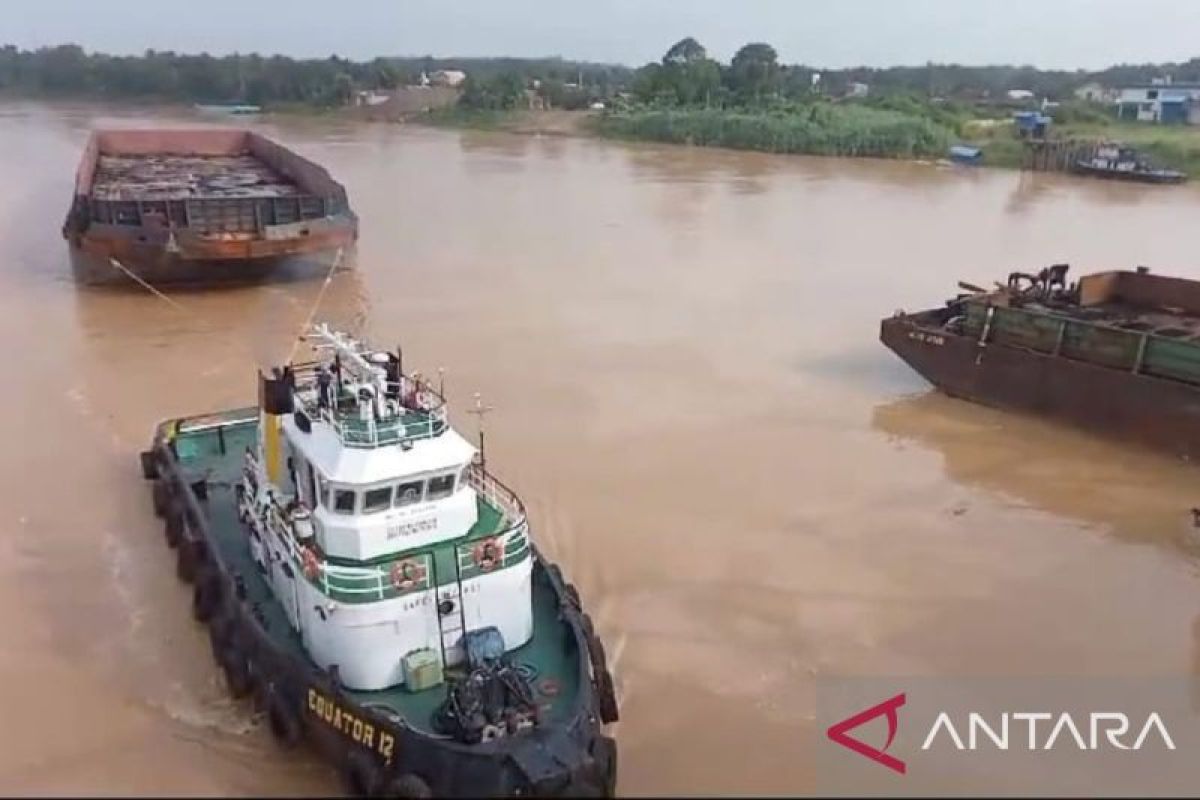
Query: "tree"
730 42 780 102
663 37 707 66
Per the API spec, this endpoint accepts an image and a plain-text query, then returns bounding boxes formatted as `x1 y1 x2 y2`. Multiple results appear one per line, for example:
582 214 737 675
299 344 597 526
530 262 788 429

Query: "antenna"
466 392 494 469
438 367 446 397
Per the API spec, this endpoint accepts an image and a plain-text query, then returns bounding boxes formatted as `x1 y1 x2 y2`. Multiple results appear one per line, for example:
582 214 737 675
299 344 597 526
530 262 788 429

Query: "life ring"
301 548 321 580
473 538 502 572
390 559 425 591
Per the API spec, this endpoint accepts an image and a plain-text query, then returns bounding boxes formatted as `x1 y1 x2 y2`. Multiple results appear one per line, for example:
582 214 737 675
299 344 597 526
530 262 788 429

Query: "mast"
467 392 494 469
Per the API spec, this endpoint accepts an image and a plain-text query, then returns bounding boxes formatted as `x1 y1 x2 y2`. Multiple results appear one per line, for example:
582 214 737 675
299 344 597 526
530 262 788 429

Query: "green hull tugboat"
139 323 618 797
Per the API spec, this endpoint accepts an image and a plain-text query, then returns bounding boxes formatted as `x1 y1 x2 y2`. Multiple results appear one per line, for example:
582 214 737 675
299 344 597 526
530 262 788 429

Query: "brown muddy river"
2 101 1200 796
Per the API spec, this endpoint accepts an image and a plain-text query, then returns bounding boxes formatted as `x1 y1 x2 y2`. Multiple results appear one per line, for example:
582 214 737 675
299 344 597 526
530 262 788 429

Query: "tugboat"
1071 142 1186 185
139 324 618 797
880 265 1200 461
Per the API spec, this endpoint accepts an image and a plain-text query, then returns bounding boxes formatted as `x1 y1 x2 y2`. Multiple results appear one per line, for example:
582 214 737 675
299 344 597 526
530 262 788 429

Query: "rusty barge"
63 129 358 286
881 266 1200 460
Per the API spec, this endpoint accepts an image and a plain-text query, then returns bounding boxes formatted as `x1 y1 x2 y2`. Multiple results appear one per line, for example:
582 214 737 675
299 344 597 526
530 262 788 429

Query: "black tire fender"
565 582 582 610
594 668 620 725
580 612 595 642
192 570 222 623
164 505 184 549
264 682 303 750
177 536 199 583
152 479 171 518
591 735 618 797
343 750 381 797
381 772 433 799
140 450 158 480
219 643 253 699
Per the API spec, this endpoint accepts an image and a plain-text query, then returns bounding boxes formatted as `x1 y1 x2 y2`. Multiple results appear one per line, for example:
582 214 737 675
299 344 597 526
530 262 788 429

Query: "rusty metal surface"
880 310 1200 461
62 128 358 286
92 154 300 201
70 128 350 208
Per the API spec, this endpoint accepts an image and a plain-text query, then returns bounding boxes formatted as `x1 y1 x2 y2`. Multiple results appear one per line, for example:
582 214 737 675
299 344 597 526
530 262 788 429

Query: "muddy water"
2 100 1200 795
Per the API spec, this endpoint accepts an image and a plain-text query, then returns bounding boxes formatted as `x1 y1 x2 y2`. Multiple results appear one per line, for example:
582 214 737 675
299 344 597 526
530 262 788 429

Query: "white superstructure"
237 324 533 691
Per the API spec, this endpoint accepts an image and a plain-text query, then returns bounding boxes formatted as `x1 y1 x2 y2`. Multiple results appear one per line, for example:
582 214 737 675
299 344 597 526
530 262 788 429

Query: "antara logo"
827 692 1178 775
826 693 907 775
921 712 1176 751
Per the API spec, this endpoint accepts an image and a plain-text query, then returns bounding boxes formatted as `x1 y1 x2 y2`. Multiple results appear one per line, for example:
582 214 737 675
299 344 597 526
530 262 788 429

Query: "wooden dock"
1021 138 1099 173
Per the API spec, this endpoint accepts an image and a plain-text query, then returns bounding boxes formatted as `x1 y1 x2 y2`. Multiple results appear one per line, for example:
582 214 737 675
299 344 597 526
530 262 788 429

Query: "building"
1006 89 1035 101
354 90 392 107
848 82 870 98
430 70 467 88
1116 83 1200 124
1074 82 1117 103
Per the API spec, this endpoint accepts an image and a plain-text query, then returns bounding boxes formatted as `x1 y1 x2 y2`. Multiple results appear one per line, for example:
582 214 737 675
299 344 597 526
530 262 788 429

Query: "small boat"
139 324 618 797
1071 143 1186 184
948 145 983 166
880 265 1200 460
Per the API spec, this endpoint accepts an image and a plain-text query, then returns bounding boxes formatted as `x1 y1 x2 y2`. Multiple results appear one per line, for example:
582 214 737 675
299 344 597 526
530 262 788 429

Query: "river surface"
2 101 1200 795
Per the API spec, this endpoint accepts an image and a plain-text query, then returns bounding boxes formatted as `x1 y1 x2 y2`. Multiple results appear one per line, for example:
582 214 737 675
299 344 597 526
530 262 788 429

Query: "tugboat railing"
288 360 449 449
465 464 527 534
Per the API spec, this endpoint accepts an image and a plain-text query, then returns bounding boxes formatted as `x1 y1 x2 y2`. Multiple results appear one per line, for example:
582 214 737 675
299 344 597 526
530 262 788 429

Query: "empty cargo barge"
63 128 358 286
881 265 1200 460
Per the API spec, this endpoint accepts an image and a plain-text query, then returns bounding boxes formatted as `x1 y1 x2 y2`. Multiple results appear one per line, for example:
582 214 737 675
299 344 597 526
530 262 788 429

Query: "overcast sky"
7 0 1200 69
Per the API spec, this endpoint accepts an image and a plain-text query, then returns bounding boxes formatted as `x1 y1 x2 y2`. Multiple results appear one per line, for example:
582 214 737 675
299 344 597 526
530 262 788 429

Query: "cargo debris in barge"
62 129 358 286
881 265 1200 460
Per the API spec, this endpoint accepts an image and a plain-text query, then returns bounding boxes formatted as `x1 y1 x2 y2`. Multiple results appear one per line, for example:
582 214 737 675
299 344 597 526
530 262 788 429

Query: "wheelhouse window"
333 489 356 515
316 475 329 509
395 480 424 507
427 474 456 501
363 486 393 514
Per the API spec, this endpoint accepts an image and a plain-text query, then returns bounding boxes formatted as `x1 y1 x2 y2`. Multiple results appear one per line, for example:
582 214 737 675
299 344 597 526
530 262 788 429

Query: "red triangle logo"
826 692 907 775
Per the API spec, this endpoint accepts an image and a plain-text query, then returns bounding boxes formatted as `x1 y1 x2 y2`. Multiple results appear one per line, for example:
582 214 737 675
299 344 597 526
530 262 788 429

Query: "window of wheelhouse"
395 480 423 507
427 474 455 501
363 486 393 514
333 488 356 515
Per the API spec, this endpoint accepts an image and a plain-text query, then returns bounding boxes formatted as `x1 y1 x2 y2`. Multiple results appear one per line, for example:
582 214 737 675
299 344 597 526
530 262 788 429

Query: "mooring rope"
285 246 345 364
107 257 202 320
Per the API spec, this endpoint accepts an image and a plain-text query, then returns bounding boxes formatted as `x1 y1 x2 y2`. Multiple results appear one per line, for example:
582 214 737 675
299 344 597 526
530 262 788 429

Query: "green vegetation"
7 39 1200 174
595 104 951 158
598 38 959 160
0 44 630 108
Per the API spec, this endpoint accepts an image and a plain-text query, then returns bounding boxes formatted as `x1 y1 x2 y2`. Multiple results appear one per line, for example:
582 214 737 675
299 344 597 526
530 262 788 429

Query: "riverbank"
417 105 1200 178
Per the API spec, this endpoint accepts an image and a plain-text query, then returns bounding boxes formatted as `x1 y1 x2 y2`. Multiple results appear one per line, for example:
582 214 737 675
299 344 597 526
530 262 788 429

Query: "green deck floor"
172 415 581 734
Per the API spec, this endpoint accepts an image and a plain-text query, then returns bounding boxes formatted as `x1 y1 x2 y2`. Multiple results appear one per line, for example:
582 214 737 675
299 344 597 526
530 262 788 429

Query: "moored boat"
880 265 1200 460
139 324 618 797
1071 143 1186 185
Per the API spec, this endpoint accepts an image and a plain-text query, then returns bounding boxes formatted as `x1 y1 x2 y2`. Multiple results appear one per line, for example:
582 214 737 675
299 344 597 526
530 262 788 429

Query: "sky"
6 0 1200 70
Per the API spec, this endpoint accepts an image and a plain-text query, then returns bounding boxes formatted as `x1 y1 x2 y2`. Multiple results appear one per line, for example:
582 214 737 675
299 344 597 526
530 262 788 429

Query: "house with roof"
1116 81 1200 124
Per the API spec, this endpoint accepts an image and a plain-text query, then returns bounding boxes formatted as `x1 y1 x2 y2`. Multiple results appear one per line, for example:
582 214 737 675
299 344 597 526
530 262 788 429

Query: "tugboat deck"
171 412 582 736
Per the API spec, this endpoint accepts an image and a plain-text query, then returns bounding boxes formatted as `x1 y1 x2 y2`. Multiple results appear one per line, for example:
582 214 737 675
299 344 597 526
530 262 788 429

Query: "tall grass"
593 103 954 159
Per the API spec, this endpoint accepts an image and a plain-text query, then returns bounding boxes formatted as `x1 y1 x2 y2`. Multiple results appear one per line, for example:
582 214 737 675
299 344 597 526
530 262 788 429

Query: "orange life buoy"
390 559 425 591
302 548 320 580
473 538 502 572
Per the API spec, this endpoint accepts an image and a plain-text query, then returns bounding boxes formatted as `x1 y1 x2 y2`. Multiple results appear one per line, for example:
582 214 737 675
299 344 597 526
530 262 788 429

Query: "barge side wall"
880 313 1200 460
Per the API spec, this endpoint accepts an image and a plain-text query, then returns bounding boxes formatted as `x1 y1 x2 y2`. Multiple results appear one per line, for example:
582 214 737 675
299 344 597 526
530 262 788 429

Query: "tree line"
0 44 631 107
627 37 1200 108
2 40 1198 111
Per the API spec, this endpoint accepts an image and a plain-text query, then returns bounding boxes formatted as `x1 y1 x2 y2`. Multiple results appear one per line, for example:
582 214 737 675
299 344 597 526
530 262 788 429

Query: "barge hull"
140 412 617 797
64 129 358 287
69 241 354 286
880 312 1200 460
